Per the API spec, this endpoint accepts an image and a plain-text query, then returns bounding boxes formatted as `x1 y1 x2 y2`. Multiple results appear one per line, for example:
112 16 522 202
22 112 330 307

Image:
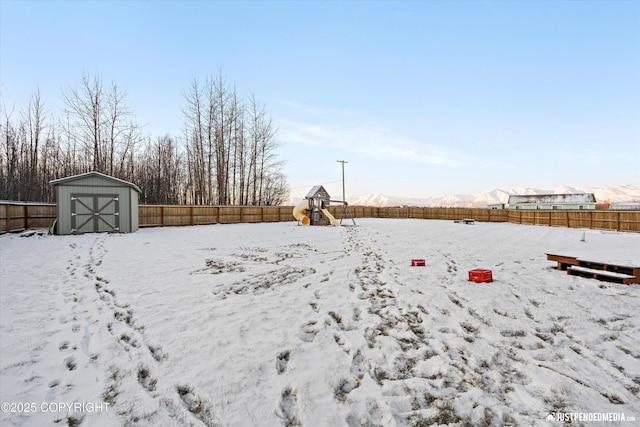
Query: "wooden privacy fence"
330 206 509 223
139 205 294 227
1 201 639 233
507 209 640 232
0 202 57 233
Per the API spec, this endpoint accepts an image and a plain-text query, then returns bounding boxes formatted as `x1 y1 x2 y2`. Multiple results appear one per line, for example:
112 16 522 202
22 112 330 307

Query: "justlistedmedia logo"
545 412 635 423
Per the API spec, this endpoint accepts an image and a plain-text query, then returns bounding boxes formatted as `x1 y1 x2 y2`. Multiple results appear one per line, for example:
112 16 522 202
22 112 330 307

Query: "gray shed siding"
51 173 140 235
130 187 139 231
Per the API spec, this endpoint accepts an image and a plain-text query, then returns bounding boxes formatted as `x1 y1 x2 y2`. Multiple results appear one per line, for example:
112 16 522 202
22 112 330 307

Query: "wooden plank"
568 266 638 285
577 260 640 276
569 265 635 279
546 253 579 270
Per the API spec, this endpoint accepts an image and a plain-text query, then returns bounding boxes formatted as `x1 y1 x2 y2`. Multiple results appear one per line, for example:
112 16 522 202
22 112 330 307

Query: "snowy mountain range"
330 185 640 208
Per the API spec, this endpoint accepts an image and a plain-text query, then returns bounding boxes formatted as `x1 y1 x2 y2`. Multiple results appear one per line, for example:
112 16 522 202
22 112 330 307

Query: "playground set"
292 185 354 227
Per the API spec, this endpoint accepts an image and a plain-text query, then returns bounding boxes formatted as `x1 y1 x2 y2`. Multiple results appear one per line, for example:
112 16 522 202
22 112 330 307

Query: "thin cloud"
278 119 461 167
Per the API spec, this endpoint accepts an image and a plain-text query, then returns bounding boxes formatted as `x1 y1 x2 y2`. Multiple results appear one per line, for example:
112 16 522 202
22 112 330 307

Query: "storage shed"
49 172 141 235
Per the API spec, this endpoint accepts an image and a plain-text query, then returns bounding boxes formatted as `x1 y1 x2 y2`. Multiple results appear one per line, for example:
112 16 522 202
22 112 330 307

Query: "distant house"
610 202 640 210
487 203 506 210
507 193 596 210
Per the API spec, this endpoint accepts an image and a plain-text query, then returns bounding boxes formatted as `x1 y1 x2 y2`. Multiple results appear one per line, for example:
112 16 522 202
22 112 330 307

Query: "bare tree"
21 88 47 199
61 73 141 177
105 81 140 177
136 135 184 204
62 73 104 171
0 105 18 199
0 70 288 206
230 92 245 205
181 73 288 206
182 77 206 204
245 95 282 205
210 73 232 205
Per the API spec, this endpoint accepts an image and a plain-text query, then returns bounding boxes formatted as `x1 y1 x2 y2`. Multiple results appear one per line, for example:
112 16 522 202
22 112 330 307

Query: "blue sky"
1 0 639 199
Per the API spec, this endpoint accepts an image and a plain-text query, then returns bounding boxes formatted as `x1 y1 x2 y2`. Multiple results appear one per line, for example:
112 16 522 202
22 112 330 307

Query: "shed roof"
305 185 330 199
49 171 142 193
508 193 596 205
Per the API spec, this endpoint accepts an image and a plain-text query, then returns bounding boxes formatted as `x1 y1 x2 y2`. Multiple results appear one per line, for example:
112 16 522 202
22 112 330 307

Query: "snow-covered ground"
1 219 639 426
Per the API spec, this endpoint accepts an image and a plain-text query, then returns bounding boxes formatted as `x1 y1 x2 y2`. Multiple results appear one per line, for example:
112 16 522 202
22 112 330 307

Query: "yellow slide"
292 200 310 225
322 209 340 227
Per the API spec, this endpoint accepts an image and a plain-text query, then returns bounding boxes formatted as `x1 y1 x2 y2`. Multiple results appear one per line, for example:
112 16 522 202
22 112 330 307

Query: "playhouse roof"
306 185 329 199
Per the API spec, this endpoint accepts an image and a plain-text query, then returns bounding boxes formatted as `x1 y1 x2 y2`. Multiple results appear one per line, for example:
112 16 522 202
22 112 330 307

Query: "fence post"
161 206 165 227
24 205 28 230
190 206 194 226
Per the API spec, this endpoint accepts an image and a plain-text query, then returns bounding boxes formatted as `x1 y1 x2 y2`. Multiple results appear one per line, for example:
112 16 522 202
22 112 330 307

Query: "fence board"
262 208 280 222
618 211 640 232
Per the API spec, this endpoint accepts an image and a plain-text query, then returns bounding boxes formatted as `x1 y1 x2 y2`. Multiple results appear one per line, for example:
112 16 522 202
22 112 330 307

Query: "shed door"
71 194 120 234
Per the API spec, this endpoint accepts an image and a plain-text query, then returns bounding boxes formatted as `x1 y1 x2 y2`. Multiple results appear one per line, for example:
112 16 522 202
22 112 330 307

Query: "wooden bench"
546 253 640 285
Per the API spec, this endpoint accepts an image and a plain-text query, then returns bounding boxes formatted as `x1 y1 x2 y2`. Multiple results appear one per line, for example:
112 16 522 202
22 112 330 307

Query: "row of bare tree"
0 72 288 206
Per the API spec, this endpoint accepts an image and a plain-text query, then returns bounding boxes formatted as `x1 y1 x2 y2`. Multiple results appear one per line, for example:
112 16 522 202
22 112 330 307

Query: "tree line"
0 72 288 205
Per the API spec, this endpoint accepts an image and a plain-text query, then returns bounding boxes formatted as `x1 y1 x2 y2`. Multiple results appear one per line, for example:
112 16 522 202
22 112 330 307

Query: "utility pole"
337 160 348 202
336 160 355 225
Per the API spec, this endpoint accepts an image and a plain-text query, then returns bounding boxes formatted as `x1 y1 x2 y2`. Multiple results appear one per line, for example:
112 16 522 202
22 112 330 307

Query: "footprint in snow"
298 321 319 343
276 350 291 374
64 356 77 371
277 387 301 426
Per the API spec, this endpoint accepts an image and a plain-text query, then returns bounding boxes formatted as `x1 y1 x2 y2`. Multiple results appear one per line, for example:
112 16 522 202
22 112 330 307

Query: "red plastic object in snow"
411 259 426 267
468 269 493 283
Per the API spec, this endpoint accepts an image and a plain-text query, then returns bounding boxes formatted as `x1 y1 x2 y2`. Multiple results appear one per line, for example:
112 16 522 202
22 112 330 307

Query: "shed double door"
71 194 120 234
